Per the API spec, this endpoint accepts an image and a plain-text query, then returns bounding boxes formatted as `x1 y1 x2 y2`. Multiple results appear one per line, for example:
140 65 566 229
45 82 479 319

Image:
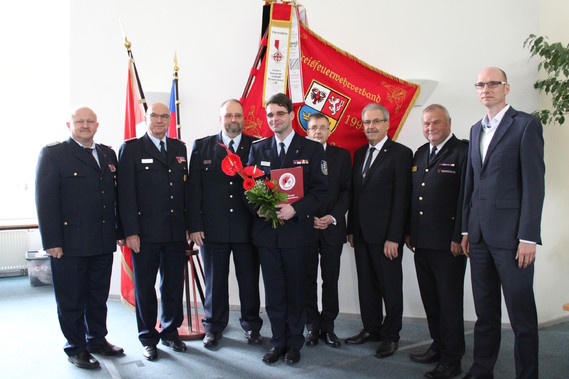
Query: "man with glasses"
188 99 263 348
304 113 351 349
248 93 327 365
461 67 545 379
118 102 189 361
35 106 125 369
346 103 412 359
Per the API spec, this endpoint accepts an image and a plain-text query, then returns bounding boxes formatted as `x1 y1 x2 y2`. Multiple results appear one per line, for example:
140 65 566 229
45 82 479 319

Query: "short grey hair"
361 103 389 122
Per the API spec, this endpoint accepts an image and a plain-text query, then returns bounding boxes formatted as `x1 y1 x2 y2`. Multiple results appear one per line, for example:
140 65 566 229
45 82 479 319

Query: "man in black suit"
248 93 327 365
304 113 351 349
346 103 412 359
405 104 468 379
118 102 189 361
35 106 124 369
188 99 262 348
461 67 545 379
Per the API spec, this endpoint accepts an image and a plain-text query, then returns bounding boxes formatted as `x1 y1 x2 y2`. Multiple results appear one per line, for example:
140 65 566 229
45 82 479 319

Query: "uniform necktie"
229 139 235 154
362 147 375 180
429 146 437 163
84 147 99 168
278 142 286 164
160 140 167 160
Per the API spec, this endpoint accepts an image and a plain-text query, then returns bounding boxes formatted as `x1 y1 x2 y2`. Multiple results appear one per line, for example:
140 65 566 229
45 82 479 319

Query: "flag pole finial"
119 20 131 51
173 51 179 73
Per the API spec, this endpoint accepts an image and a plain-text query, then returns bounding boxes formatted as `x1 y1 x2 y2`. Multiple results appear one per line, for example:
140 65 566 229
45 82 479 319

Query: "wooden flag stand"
178 242 206 339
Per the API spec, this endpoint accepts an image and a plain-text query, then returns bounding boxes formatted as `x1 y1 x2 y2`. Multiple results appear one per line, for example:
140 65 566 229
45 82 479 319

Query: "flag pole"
173 52 181 139
241 28 269 100
121 24 148 112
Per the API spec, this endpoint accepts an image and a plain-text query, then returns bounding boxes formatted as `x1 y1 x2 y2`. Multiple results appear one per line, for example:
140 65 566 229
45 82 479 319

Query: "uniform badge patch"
177 156 186 164
108 164 116 172
320 160 328 175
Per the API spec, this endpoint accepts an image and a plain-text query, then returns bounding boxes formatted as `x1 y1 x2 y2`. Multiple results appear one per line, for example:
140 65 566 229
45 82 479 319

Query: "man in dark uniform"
188 99 262 348
405 104 468 379
248 93 327 365
118 102 189 361
304 113 351 348
35 106 124 370
346 103 412 359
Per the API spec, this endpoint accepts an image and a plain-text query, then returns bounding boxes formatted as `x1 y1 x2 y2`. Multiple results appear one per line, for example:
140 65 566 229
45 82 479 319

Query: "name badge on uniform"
204 160 212 164
261 161 271 167
141 158 153 164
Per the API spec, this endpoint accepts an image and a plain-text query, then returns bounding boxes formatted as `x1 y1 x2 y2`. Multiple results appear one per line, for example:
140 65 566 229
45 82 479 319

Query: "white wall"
64 0 568 324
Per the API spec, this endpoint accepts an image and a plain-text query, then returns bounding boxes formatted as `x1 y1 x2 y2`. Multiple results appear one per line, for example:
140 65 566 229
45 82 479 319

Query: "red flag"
121 59 144 308
167 79 177 138
242 22 420 156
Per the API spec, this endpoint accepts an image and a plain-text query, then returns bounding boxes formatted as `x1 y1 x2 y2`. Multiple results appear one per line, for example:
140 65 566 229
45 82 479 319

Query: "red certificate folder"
271 166 304 204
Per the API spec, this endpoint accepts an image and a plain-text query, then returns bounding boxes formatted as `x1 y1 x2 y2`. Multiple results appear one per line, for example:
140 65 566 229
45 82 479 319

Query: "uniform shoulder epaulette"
124 137 137 143
252 137 269 144
98 143 114 150
170 138 186 145
46 141 60 147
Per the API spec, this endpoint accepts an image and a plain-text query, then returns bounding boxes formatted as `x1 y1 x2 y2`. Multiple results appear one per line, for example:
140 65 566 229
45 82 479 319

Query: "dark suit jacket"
317 144 351 246
35 138 120 256
462 106 545 249
348 138 412 245
409 135 468 250
118 133 188 243
247 133 328 248
188 132 257 243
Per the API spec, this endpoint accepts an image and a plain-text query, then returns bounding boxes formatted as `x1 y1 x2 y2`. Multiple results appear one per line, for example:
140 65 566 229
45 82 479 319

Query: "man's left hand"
384 240 399 260
516 241 537 269
314 215 334 229
276 204 296 221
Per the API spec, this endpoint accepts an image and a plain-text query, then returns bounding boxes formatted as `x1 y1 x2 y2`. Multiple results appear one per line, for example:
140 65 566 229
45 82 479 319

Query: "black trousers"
200 241 262 333
258 245 309 349
353 240 403 341
50 253 113 356
414 248 466 365
305 235 343 333
132 241 185 346
468 239 538 379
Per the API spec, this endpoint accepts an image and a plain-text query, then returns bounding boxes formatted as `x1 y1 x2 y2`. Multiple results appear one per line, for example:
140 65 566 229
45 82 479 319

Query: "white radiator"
0 230 29 277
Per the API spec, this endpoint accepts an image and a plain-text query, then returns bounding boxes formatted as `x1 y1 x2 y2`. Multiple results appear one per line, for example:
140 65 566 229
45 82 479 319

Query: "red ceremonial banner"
242 23 420 156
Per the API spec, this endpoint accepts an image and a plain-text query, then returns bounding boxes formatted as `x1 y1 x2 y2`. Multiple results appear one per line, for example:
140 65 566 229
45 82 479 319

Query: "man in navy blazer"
248 93 327 365
461 67 545 379
35 106 124 369
406 104 468 379
304 113 351 348
188 99 262 348
346 103 412 359
118 102 189 361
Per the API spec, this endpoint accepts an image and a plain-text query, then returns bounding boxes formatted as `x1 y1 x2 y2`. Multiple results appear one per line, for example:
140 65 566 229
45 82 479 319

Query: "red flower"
243 165 265 178
265 179 276 190
221 154 243 176
243 178 255 190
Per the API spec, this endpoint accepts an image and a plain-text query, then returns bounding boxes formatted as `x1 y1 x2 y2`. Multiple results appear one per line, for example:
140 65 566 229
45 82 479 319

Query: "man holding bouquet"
248 93 328 365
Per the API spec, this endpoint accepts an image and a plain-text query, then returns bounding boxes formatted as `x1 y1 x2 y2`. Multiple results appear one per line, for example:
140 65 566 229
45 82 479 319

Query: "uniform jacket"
348 138 412 245
118 133 188 243
462 106 545 249
188 132 257 243
408 135 468 250
317 144 351 246
247 133 328 248
35 137 120 256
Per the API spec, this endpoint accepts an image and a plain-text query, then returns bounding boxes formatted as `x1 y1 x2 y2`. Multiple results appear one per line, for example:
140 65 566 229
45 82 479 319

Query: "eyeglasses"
266 111 289 118
474 81 507 90
362 118 386 126
307 125 330 132
73 119 97 126
149 113 171 120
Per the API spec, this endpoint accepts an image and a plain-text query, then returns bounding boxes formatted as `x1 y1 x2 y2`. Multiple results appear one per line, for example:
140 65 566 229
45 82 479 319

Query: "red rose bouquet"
219 143 288 228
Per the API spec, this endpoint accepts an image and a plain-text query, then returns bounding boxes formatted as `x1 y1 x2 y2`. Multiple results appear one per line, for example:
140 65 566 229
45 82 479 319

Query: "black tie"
278 142 286 164
160 140 167 160
229 139 235 154
429 146 437 163
362 147 375 180
84 147 99 168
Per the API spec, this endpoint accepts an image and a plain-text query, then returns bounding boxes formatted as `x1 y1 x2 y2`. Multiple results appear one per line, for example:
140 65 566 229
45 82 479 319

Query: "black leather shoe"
244 330 262 345
142 345 158 361
320 331 341 348
161 338 187 352
305 330 319 346
203 331 222 348
284 347 301 364
462 374 493 379
262 347 285 364
409 348 441 363
425 362 461 378
345 329 382 345
68 351 100 369
88 340 124 356
375 340 398 358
